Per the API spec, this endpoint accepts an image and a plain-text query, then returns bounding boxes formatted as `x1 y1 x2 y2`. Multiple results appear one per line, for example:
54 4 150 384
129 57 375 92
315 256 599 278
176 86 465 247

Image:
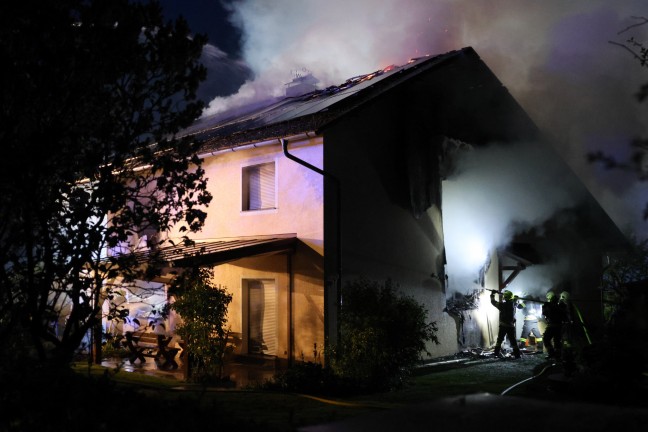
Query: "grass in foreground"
62 355 546 431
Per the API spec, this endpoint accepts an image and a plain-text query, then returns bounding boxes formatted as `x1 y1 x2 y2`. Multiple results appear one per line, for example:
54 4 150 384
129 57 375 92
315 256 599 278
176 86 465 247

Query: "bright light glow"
466 238 488 269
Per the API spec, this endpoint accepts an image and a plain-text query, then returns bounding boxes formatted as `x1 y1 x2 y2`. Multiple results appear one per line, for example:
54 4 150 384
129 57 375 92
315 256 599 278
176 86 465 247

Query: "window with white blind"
242 162 276 211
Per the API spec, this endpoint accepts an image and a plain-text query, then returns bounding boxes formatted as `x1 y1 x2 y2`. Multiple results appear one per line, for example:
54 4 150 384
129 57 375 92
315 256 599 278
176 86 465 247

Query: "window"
242 162 276 211
245 279 277 356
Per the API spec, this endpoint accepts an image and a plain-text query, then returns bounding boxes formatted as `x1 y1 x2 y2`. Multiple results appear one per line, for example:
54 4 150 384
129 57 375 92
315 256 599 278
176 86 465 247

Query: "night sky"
158 0 242 56
159 0 648 241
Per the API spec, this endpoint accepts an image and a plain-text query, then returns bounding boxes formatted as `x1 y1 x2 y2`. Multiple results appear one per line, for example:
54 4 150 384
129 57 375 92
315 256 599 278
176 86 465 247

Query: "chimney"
285 69 319 97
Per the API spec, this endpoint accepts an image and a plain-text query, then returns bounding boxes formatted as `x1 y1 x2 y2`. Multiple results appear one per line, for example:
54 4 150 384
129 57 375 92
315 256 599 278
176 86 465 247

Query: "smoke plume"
442 140 587 294
193 1 648 294
207 0 648 242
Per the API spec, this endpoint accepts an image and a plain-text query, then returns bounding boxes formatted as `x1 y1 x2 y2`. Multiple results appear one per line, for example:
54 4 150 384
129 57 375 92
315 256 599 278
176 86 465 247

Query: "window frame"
241 160 277 213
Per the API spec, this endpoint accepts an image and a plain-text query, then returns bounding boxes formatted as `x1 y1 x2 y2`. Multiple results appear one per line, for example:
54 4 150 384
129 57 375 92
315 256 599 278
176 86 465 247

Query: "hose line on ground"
500 362 557 396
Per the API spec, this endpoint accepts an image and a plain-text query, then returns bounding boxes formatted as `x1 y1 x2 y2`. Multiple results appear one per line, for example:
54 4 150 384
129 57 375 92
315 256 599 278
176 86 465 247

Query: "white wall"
164 136 326 363
175 137 324 253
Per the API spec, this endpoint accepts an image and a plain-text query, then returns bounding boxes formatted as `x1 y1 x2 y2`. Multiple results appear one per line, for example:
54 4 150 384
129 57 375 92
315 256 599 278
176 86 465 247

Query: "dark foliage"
328 278 439 392
0 0 211 366
590 18 648 217
562 237 648 382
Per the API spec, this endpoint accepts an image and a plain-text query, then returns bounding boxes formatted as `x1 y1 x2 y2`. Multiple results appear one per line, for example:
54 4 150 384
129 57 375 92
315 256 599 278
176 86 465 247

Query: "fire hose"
500 361 558 396
572 304 593 345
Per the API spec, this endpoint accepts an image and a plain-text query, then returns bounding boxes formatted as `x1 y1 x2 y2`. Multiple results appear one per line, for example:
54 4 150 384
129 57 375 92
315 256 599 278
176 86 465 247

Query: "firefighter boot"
513 345 521 359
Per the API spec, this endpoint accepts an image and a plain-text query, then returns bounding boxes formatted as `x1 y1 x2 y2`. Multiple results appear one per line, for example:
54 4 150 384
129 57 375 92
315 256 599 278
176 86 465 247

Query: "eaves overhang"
160 234 298 268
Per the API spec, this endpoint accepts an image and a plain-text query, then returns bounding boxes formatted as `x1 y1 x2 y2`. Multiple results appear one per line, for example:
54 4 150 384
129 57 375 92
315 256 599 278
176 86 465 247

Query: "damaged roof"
183 47 492 152
158 234 297 268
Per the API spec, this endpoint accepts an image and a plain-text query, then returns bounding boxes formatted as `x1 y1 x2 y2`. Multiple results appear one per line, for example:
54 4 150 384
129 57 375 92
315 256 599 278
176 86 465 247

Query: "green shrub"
328 278 439 391
170 267 232 383
101 333 129 359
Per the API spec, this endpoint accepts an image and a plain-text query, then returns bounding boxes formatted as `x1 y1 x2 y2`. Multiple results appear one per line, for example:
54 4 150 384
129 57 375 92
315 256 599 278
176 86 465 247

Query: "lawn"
59 354 548 431
5 351 642 431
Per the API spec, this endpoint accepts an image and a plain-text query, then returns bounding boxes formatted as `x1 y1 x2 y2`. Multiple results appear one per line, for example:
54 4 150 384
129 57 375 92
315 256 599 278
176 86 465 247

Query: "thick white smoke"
204 0 457 116
214 1 647 237
208 0 648 240
442 140 586 294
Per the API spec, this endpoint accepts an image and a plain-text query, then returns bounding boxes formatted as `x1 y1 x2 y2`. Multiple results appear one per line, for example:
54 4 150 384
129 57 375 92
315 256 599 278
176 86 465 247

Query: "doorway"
245 279 277 356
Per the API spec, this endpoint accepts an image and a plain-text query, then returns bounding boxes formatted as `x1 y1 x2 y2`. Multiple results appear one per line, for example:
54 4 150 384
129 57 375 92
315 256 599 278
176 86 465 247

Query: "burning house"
110 46 628 366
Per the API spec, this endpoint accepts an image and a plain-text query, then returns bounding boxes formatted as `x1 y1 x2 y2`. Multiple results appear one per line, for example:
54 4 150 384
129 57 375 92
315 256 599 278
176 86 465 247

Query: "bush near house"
271 278 439 394
329 278 440 392
582 238 648 380
170 267 232 384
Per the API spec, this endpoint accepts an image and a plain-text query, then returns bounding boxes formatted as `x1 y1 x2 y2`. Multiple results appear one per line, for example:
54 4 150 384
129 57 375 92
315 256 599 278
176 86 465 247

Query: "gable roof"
180 46 628 252
184 46 529 152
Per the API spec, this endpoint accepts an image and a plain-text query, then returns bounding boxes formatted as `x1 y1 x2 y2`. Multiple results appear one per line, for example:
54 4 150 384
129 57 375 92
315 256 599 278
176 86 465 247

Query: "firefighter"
559 291 574 326
559 291 577 375
519 301 543 350
490 290 524 359
542 290 568 360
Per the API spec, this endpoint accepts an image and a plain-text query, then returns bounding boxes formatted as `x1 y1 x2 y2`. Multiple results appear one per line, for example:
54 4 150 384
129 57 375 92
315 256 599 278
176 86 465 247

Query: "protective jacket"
542 298 567 326
542 297 568 359
491 296 519 327
490 293 523 358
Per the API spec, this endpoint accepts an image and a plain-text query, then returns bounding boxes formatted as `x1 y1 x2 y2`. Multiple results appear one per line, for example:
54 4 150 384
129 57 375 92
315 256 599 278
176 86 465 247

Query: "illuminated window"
242 162 276 211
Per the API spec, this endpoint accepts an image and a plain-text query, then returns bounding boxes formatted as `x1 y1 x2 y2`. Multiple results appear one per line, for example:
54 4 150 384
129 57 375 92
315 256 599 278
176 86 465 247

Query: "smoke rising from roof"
206 0 648 239
442 140 587 295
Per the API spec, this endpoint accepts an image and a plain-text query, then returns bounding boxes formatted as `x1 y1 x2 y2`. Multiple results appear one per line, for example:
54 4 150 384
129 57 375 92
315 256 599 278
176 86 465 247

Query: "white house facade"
107 47 627 367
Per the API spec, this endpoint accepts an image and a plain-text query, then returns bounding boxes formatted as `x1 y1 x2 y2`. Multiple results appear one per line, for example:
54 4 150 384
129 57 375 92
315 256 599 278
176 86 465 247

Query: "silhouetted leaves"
0 0 212 366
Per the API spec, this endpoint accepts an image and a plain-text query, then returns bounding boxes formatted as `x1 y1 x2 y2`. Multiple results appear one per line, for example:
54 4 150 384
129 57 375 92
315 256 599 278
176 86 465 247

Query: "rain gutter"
197 133 313 160
281 137 342 355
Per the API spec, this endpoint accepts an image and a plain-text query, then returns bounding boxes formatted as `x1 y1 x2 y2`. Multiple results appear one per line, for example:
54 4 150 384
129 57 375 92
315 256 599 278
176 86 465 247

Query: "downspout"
281 138 342 359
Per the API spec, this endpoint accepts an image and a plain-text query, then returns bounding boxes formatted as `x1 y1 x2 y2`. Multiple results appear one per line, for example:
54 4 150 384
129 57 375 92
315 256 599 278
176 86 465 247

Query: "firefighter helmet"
546 291 555 301
560 291 570 303
503 290 514 300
